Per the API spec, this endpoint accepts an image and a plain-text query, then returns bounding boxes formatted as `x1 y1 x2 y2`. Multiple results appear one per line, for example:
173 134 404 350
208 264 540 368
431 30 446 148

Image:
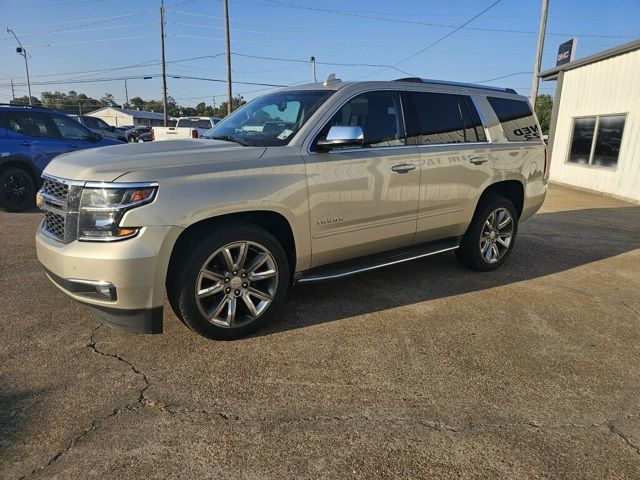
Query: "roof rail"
0 103 47 108
394 78 518 94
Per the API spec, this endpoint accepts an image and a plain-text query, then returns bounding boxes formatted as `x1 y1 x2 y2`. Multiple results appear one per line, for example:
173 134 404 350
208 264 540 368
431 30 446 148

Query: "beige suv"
35 76 547 339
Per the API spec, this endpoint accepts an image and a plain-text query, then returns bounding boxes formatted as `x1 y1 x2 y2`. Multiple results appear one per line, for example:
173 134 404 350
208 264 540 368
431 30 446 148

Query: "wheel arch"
0 156 40 187
166 210 297 288
478 180 524 218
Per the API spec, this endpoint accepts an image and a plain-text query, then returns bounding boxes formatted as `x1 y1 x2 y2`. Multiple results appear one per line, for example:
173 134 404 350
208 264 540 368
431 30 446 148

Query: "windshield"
202 90 334 146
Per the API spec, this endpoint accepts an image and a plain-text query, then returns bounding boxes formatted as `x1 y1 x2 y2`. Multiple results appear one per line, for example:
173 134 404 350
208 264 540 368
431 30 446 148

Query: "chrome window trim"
41 173 86 187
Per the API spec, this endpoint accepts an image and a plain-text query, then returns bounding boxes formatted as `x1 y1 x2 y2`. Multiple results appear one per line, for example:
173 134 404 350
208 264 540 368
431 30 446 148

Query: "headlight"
78 183 157 241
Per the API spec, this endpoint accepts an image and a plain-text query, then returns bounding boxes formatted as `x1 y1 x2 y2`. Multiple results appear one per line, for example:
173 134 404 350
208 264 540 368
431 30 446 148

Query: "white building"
540 39 640 203
85 107 173 127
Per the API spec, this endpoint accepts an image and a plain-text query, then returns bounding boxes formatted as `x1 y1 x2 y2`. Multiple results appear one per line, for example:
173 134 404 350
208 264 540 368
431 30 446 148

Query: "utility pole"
10 78 15 100
124 79 129 106
530 0 549 105
310 56 317 82
222 0 233 115
6 28 32 105
159 0 169 126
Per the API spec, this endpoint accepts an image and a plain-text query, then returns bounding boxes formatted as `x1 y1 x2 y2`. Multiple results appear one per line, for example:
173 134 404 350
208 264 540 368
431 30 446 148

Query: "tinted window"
568 117 596 165
82 116 99 129
592 115 625 168
318 91 404 148
568 115 625 168
195 119 213 129
53 115 90 140
7 112 58 138
403 92 486 144
487 96 540 142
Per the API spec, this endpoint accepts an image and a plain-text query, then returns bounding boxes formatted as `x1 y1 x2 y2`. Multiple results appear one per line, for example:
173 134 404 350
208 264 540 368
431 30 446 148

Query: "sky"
1 0 639 109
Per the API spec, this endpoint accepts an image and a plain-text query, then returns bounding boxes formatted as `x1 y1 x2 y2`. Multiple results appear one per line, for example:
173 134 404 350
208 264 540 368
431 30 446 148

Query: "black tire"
0 167 36 212
169 222 290 340
456 195 519 271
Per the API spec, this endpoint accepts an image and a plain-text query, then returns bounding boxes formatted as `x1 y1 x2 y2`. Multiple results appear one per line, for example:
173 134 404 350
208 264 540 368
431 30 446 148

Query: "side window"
82 116 99 129
52 115 90 140
403 92 485 145
6 112 58 138
568 114 625 168
461 97 487 142
487 96 540 142
318 91 404 148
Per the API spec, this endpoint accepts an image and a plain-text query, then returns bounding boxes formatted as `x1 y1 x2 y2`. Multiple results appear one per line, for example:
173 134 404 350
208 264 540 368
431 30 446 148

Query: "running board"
295 237 460 284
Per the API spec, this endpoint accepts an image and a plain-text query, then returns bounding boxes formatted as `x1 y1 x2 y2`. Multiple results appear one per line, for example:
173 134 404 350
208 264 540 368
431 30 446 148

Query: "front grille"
41 179 69 203
39 176 81 243
44 211 65 240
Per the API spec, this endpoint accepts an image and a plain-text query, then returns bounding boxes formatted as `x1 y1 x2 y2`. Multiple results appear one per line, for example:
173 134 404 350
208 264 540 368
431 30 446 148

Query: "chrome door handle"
68 144 78 148
391 163 416 174
20 141 32 146
469 156 488 165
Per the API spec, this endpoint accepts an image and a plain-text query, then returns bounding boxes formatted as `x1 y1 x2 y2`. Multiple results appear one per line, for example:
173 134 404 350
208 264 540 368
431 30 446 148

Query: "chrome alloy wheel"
479 207 514 264
195 241 278 328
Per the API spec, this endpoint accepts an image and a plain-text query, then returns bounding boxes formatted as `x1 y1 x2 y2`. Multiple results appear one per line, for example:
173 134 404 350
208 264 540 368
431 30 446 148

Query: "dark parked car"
136 131 153 142
70 115 127 142
125 126 151 143
0 104 122 211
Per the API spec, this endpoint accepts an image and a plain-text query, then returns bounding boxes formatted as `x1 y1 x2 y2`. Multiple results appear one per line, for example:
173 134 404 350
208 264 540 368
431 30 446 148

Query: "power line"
473 72 532 83
256 0 638 39
0 34 160 49
394 0 503 67
2 11 153 30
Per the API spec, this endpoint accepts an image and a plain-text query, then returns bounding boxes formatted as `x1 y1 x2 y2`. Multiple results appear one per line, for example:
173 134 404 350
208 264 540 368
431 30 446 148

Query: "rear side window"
403 92 486 145
487 96 540 142
6 112 58 138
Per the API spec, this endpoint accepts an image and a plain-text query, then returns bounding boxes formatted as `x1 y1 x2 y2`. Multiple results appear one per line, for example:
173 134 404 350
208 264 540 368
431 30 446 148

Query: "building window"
567 114 626 168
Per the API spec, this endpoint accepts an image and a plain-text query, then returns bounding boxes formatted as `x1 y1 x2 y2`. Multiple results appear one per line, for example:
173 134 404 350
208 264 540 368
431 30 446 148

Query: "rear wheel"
456 195 518 271
169 223 289 340
0 167 35 212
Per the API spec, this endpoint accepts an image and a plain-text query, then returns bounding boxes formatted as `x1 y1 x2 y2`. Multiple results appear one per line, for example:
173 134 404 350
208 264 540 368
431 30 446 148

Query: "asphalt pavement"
1 183 639 479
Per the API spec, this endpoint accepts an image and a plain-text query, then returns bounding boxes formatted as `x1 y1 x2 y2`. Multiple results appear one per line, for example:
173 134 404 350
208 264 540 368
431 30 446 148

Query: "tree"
99 93 120 108
10 95 41 106
535 94 553 135
214 95 246 118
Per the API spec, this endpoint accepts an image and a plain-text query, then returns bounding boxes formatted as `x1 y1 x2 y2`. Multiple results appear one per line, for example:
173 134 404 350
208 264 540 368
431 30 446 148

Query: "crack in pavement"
19 326 640 478
20 326 152 479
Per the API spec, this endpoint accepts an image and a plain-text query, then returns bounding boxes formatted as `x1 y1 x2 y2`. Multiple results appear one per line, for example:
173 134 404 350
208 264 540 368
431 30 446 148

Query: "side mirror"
316 126 364 150
88 132 102 142
108 126 116 132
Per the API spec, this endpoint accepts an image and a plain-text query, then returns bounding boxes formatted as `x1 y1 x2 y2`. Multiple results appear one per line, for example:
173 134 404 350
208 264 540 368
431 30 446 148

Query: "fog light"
95 285 113 298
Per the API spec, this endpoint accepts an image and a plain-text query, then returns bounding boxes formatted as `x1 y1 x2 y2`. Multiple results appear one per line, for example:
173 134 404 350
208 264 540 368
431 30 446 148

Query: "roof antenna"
323 73 341 87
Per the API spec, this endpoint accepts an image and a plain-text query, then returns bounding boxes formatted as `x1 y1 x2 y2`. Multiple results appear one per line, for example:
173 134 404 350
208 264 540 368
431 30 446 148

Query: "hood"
43 139 267 182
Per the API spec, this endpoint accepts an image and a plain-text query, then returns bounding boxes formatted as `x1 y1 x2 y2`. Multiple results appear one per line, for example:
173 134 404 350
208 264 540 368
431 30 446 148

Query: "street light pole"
159 0 169 126
530 0 549 104
222 0 233 115
6 27 32 105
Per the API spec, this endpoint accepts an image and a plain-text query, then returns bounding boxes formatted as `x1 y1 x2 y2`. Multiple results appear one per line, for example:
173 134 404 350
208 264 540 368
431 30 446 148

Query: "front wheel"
0 167 35 212
456 196 518 271
169 223 290 340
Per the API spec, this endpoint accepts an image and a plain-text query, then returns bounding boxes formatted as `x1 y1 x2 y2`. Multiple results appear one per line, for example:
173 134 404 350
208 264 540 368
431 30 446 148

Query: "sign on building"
556 39 577 66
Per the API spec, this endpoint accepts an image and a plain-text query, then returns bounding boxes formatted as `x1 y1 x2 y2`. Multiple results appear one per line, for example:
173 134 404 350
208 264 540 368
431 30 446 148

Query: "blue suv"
0 104 123 211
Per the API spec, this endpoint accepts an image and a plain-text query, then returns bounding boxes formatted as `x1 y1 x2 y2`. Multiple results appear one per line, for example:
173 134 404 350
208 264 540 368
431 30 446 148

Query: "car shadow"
256 206 640 336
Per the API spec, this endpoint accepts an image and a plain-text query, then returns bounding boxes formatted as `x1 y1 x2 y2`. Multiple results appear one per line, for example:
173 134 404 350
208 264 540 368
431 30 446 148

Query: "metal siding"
549 49 640 202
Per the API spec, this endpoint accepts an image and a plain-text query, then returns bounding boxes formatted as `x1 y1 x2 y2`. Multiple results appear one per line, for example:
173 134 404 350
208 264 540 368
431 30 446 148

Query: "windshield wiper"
209 135 250 146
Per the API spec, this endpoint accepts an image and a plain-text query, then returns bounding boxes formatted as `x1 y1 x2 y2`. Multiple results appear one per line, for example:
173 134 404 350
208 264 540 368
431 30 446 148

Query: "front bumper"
36 222 182 333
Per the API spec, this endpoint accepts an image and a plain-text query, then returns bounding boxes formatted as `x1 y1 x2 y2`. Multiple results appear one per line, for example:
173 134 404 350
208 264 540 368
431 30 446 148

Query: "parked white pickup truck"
152 116 221 141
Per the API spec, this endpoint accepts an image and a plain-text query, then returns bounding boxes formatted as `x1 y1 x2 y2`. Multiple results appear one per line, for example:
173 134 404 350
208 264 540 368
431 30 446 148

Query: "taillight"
150 129 155 141
192 130 199 138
